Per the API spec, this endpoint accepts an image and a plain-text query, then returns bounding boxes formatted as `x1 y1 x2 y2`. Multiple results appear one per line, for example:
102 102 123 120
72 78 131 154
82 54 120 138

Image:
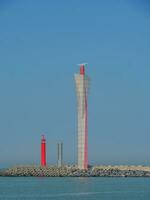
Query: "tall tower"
57 142 63 167
41 135 47 167
74 64 90 169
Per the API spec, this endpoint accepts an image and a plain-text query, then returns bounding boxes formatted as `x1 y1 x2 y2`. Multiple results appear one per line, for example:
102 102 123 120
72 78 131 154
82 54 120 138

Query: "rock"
1 165 150 177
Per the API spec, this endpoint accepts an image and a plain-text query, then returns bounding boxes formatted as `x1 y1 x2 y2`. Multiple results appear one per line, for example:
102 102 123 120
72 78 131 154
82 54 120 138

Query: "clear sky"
0 0 150 167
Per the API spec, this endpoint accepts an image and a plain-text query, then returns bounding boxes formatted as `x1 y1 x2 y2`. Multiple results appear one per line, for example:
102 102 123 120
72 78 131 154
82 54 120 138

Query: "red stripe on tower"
80 65 85 75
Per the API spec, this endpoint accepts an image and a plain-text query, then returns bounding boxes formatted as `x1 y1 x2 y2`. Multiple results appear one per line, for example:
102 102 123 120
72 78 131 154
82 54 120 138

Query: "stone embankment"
1 165 150 177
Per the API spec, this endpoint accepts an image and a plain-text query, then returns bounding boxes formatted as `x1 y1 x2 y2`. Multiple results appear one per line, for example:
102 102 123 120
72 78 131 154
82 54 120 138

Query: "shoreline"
1 165 150 177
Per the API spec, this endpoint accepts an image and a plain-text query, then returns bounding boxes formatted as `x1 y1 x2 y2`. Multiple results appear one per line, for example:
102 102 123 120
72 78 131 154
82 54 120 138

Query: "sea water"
0 177 150 200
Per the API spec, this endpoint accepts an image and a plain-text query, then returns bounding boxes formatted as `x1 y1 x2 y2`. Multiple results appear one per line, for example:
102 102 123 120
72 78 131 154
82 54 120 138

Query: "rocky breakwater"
90 165 150 177
1 165 150 177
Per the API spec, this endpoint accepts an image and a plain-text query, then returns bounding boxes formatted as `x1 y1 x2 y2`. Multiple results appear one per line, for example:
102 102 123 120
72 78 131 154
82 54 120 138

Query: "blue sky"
0 0 150 167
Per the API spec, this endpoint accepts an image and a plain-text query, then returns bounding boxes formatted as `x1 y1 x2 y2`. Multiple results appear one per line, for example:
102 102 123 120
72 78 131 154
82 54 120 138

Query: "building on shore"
74 64 90 169
57 142 63 167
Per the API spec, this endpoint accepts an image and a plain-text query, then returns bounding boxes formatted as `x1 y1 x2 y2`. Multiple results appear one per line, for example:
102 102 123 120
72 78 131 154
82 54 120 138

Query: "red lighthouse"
41 135 46 167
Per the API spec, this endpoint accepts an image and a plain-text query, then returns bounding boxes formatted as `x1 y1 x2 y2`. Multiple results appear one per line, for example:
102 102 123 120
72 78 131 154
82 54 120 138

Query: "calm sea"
0 177 150 200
